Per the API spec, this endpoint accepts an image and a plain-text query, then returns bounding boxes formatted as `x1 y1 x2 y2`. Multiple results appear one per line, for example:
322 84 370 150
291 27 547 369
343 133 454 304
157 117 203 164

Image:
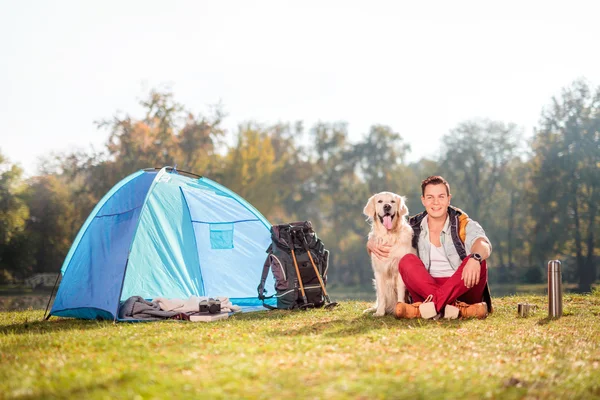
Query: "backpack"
257 221 330 309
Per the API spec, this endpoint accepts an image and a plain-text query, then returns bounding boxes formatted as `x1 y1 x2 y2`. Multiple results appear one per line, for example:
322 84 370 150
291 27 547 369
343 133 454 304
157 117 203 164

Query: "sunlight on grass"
1 293 599 399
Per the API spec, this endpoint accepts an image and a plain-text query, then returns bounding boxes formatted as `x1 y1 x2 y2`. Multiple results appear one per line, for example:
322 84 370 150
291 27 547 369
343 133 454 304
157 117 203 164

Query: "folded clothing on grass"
152 296 242 313
118 296 188 320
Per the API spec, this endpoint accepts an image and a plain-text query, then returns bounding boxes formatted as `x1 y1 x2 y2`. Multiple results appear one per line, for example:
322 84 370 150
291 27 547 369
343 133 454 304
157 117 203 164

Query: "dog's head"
363 191 408 231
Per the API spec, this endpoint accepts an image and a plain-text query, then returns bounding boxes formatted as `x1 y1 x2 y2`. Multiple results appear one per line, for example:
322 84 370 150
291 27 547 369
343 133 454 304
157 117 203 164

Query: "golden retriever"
363 191 415 316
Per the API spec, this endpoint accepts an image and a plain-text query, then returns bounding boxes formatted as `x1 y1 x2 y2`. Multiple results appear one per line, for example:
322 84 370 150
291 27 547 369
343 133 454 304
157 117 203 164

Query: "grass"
1 292 599 400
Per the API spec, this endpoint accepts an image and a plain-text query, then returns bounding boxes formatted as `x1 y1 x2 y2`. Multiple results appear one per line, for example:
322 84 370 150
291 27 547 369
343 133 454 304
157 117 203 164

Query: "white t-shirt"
429 241 455 278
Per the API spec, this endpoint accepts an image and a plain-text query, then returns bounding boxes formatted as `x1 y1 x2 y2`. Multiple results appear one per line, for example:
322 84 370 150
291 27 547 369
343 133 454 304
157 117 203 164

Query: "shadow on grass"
230 307 342 321
268 314 469 338
536 315 571 325
0 317 110 335
15 373 136 400
230 310 297 321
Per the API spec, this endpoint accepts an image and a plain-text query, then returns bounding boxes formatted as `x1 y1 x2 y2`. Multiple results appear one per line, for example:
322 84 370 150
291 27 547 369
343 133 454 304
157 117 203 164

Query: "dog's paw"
374 310 385 317
363 307 376 314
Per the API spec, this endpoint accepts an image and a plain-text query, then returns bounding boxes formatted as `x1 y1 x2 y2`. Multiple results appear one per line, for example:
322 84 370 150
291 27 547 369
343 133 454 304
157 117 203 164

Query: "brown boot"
394 302 422 319
395 295 438 319
455 301 488 319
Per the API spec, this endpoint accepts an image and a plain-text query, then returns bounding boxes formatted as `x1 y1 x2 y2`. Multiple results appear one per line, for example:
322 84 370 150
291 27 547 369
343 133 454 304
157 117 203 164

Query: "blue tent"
49 167 275 320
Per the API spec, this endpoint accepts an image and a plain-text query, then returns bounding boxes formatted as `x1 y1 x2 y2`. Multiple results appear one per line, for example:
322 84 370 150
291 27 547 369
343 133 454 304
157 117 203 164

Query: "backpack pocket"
269 254 289 291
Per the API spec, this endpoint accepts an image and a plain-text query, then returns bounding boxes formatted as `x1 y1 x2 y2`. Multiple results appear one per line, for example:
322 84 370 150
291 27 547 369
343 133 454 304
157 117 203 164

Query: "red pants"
398 254 488 313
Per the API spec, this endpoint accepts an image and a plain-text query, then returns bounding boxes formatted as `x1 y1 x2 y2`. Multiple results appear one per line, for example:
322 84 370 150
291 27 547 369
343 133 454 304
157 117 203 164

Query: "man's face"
421 184 451 219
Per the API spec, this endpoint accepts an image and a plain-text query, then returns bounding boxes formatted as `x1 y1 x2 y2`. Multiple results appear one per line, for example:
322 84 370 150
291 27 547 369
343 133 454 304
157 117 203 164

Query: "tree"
40 149 109 225
176 106 226 177
530 79 600 292
25 175 77 274
296 123 360 284
260 122 315 223
488 156 534 270
439 119 522 222
353 125 411 195
307 122 357 228
98 88 226 177
0 152 29 282
218 123 280 216
0 155 29 247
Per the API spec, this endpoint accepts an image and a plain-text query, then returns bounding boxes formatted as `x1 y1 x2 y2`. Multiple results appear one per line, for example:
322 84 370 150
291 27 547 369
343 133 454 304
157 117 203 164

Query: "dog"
363 191 415 316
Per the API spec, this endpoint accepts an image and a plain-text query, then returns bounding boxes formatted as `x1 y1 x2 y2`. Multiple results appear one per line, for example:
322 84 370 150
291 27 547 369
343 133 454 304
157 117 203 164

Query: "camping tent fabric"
50 167 275 320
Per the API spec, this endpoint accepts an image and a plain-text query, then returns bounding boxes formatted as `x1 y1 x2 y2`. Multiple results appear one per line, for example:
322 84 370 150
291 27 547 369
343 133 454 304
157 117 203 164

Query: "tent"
49 167 275 320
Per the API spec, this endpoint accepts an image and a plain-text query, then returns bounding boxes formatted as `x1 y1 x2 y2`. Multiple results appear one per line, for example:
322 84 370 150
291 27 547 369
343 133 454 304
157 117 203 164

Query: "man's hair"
421 176 450 196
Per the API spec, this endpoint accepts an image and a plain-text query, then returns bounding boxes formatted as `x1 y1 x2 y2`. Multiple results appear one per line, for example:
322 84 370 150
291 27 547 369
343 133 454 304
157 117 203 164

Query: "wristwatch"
470 253 483 263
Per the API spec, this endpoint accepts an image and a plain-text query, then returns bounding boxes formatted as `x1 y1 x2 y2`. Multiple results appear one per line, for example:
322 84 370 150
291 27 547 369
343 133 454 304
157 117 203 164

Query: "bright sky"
1 0 599 176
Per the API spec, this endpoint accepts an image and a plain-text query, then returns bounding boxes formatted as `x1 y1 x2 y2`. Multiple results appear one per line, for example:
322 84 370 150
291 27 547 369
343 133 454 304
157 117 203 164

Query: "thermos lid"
548 260 561 271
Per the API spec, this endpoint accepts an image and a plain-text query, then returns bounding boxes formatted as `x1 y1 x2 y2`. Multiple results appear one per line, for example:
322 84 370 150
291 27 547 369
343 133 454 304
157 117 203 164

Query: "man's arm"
366 240 391 259
462 221 492 288
470 237 491 260
464 219 492 257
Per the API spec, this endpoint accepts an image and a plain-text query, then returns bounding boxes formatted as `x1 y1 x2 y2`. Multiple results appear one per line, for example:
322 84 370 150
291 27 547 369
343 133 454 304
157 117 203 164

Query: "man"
367 176 492 319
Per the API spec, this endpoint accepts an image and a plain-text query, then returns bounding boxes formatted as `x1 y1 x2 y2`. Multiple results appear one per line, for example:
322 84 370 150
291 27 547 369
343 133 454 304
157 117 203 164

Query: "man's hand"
461 258 481 288
367 240 391 260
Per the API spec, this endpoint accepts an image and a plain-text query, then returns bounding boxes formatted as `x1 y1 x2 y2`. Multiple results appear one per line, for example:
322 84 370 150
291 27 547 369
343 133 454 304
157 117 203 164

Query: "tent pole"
114 258 131 323
43 272 62 321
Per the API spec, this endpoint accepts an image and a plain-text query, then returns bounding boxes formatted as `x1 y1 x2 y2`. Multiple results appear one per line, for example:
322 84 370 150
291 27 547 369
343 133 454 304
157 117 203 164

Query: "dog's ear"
363 194 376 220
397 195 408 217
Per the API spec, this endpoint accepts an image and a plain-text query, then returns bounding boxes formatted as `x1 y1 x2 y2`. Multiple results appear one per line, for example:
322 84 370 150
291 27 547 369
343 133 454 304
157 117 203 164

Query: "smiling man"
367 175 493 320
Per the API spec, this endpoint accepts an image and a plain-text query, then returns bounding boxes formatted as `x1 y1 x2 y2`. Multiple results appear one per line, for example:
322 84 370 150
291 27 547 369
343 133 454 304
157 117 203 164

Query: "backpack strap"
257 244 281 310
257 254 271 300
261 300 278 310
257 256 278 310
257 243 274 299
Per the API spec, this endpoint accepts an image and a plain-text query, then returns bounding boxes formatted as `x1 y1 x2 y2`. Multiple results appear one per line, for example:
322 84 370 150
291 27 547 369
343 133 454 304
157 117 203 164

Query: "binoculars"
199 298 221 314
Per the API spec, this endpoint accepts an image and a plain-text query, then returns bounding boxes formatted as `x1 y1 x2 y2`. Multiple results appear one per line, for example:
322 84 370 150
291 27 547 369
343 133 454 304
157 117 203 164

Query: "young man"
367 176 492 319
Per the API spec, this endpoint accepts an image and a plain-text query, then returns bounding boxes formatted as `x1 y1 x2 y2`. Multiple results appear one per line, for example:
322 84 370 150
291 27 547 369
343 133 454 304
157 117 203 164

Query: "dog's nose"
383 204 391 212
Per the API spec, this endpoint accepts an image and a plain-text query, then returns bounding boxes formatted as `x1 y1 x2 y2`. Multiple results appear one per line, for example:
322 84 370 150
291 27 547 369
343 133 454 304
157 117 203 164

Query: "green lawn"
1 292 599 400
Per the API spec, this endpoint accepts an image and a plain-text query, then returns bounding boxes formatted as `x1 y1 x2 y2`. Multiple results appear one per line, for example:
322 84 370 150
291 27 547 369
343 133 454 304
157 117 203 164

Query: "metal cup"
517 303 538 317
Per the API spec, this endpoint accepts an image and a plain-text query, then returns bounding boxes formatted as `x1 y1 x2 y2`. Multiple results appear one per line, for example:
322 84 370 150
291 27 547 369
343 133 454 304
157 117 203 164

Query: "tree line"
0 80 598 291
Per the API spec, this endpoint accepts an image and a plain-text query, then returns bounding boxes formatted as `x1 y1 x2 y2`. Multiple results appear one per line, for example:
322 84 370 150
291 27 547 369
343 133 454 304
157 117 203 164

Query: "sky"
1 0 600 176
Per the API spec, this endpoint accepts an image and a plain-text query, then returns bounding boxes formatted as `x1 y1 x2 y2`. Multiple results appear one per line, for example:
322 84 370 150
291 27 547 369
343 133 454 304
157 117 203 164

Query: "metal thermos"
548 260 563 318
